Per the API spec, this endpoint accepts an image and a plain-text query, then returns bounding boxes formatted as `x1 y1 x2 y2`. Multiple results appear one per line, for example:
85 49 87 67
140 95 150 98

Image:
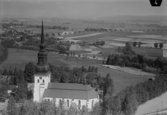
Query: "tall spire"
41 19 44 44
36 19 49 73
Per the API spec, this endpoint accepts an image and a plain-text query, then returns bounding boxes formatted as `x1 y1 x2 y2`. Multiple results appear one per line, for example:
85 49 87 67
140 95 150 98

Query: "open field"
0 48 153 94
74 31 167 41
65 33 102 40
136 92 167 115
0 48 68 70
16 27 63 35
65 31 167 52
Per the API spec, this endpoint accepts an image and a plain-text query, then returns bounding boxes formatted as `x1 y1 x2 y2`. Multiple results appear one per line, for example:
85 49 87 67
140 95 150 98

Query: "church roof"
43 83 98 100
47 83 92 91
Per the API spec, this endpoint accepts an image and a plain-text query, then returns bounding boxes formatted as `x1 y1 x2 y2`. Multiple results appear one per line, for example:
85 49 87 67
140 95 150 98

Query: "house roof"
69 44 92 52
69 44 81 51
43 83 98 100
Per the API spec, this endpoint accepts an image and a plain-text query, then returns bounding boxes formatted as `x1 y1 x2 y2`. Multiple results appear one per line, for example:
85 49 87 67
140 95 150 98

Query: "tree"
45 33 49 37
154 43 158 48
121 88 138 115
68 103 78 115
24 62 36 83
137 55 145 64
0 45 8 65
138 42 142 47
12 81 28 102
123 42 135 55
18 100 40 115
133 42 137 47
0 80 8 102
102 73 114 114
13 68 18 85
7 96 18 115
90 103 101 115
159 43 163 49
3 69 8 76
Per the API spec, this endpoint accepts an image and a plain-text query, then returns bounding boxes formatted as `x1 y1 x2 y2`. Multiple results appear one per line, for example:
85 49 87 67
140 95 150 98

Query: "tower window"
43 80 45 83
40 77 42 79
37 79 39 83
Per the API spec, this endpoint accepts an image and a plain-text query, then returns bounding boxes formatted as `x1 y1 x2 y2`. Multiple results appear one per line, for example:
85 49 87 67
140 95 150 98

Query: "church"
33 20 99 110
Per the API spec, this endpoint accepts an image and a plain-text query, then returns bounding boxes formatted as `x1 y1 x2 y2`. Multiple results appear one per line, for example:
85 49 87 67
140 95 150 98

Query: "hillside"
136 91 167 115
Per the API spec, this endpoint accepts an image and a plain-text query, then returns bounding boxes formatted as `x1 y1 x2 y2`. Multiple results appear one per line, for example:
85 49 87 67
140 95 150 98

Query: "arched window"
43 79 45 83
92 100 94 109
37 79 39 83
67 100 69 107
78 100 81 109
59 99 62 106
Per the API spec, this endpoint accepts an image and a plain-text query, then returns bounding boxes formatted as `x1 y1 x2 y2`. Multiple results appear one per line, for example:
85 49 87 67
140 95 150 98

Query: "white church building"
33 20 99 110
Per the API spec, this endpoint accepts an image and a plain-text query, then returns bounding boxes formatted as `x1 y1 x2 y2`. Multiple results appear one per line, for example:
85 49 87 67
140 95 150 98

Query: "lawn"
0 48 153 94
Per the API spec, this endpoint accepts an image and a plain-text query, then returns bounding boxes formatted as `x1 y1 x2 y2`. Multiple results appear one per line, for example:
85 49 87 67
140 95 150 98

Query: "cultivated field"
65 31 167 59
0 48 154 94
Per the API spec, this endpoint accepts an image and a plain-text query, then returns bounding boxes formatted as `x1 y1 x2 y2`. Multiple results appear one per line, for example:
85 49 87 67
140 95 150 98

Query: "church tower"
33 20 51 102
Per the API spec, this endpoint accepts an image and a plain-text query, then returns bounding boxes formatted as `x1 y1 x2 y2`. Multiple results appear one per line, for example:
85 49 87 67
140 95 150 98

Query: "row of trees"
3 97 102 115
50 65 103 91
106 53 167 74
85 28 167 32
85 28 108 32
132 42 142 47
132 42 163 49
154 42 163 49
1 62 103 96
27 25 69 30
93 41 105 46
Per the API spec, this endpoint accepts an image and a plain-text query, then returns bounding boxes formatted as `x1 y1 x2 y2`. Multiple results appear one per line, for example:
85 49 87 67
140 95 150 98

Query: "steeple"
41 19 44 44
36 19 49 73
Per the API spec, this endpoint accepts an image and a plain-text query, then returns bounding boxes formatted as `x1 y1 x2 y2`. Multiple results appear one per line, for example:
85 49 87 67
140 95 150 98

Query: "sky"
0 0 167 19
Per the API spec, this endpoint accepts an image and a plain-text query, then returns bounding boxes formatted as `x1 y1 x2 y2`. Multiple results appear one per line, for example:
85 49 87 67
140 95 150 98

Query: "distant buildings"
69 44 92 52
60 31 75 36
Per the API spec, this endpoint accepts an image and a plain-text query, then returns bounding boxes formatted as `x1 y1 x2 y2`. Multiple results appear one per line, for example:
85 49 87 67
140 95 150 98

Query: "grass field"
0 48 153 94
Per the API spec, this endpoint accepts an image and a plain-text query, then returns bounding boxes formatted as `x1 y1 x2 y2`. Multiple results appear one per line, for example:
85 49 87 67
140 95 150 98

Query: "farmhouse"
33 21 99 110
69 44 92 52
